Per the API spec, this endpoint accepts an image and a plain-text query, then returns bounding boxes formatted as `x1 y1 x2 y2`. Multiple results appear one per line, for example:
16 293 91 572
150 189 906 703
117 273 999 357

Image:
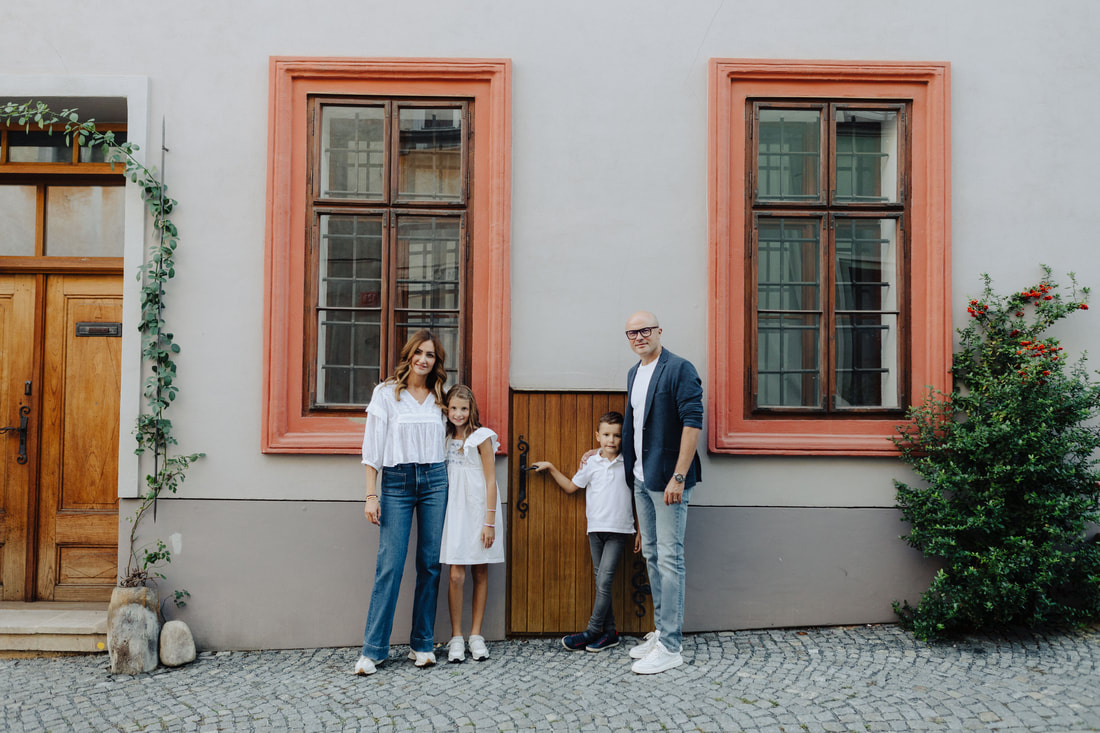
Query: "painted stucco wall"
3 0 1098 649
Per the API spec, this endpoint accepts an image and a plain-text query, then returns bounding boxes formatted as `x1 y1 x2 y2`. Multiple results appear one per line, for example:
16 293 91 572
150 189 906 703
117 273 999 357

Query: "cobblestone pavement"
4 624 1100 732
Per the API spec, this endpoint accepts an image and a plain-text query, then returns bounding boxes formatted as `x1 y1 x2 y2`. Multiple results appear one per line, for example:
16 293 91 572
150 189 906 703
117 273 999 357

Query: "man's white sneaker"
629 630 660 659
447 636 466 663
407 650 436 667
353 655 377 675
468 634 489 661
631 640 683 675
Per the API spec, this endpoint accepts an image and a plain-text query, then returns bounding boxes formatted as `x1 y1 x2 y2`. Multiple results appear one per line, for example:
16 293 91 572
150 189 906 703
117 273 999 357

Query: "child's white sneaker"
353 655 377 675
447 636 466 663
629 630 660 659
468 634 489 661
407 650 436 667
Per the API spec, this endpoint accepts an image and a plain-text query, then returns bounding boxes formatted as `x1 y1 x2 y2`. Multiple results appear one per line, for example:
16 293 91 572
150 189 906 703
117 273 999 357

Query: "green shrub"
894 266 1100 639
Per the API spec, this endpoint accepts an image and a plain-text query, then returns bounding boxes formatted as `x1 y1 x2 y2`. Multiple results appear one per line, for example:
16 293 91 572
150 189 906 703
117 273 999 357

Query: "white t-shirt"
630 359 658 483
360 382 446 469
571 453 634 535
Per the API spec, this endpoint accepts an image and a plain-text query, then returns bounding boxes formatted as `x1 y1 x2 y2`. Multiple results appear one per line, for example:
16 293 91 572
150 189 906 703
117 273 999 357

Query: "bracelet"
366 494 378 500
484 524 495 528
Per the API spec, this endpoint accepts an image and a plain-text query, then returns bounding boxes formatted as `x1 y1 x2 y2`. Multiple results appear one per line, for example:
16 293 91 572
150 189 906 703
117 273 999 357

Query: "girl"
355 330 449 676
439 384 504 662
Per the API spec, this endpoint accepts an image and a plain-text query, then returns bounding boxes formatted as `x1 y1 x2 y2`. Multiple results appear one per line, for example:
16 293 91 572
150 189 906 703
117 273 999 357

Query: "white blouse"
360 382 447 469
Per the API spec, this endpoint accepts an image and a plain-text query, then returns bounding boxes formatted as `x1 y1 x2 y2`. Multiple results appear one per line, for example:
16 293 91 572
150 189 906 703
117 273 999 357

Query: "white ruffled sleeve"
462 426 499 457
361 385 391 468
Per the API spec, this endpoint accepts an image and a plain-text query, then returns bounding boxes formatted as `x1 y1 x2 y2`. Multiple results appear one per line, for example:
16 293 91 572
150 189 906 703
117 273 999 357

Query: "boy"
532 411 639 652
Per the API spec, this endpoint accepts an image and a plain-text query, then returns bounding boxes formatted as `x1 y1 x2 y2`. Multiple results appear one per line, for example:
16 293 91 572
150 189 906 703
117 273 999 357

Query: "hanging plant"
1 101 203 605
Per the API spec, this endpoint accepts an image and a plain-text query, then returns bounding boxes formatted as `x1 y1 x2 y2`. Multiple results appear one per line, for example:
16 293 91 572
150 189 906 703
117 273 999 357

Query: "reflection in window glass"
316 215 384 406
835 109 899 203
0 186 37 255
321 106 386 199
45 186 124 257
8 130 70 163
757 109 820 201
397 108 463 202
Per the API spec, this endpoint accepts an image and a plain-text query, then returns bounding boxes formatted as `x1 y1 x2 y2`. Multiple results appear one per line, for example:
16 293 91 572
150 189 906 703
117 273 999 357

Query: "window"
263 58 511 454
708 60 951 455
752 103 906 412
307 100 468 408
0 121 127 264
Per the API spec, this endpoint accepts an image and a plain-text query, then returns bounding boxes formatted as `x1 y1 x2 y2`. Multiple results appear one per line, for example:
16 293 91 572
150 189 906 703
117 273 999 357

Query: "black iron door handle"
0 405 30 464
517 435 531 519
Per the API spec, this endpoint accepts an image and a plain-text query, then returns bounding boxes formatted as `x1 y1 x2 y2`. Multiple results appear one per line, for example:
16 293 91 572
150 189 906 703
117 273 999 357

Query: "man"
621 310 702 674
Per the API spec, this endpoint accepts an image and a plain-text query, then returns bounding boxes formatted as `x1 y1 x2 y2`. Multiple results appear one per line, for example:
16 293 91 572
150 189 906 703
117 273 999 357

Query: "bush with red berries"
894 265 1100 639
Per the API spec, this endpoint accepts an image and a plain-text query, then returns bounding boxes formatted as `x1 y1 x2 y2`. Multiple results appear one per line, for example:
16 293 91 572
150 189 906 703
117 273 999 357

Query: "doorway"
0 273 122 601
507 390 653 635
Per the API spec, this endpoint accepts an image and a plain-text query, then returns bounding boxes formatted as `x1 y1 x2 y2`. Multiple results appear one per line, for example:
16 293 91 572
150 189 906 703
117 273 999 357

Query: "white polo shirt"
571 453 634 535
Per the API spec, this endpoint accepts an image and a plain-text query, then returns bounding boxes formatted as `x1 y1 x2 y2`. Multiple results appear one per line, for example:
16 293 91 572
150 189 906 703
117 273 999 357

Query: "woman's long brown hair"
389 329 448 406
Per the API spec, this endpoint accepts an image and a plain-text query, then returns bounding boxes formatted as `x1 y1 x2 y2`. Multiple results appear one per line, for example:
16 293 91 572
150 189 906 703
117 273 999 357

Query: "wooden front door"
0 274 121 601
507 390 653 635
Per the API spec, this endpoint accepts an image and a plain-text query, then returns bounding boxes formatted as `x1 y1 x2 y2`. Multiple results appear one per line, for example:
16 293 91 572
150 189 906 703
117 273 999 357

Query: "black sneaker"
561 632 590 651
585 631 620 652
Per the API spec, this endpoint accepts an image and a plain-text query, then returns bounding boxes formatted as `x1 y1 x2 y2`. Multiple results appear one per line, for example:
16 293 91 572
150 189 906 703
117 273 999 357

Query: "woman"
355 329 449 675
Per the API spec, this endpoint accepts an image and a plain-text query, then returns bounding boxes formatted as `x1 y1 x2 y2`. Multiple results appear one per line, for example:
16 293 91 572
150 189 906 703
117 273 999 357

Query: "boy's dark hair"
597 411 624 428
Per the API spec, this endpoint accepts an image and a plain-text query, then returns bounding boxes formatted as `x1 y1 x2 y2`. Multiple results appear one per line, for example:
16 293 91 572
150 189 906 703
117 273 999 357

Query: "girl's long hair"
444 384 482 440
389 329 448 406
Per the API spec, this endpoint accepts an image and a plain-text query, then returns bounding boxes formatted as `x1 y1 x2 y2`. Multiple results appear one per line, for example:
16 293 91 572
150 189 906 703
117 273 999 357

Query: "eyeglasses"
625 326 657 340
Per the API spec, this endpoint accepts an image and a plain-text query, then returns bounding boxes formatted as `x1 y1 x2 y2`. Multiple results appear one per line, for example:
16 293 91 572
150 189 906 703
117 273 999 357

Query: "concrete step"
0 602 108 653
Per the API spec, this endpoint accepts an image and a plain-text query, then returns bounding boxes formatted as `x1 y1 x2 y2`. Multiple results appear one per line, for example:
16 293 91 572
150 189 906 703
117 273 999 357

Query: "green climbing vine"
1 101 203 604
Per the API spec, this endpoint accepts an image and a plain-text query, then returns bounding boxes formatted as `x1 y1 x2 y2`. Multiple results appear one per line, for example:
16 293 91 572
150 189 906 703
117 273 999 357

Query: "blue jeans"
361 462 448 661
586 532 630 636
634 479 691 653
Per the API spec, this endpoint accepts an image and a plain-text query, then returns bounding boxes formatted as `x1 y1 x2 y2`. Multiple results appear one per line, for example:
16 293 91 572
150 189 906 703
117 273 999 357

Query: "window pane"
44 186 124 257
835 109 899 203
835 314 898 409
757 219 820 310
316 214 384 406
79 131 129 163
394 216 461 311
757 313 821 408
757 109 820 201
397 108 463 203
320 106 385 199
0 185 37 255
835 218 898 312
8 130 70 163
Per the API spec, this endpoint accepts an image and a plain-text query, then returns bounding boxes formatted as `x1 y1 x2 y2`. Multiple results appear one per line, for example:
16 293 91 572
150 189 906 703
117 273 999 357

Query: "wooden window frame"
708 59 951 456
263 57 511 454
304 98 471 413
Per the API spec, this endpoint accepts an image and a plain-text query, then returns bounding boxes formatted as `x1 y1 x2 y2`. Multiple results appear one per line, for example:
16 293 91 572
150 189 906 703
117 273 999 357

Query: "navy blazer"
623 347 703 492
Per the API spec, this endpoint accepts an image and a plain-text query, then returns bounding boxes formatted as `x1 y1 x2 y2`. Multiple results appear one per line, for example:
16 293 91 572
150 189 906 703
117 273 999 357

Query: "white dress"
439 427 505 565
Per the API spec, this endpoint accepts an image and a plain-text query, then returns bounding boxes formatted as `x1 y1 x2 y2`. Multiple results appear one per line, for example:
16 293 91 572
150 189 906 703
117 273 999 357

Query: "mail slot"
75 322 122 337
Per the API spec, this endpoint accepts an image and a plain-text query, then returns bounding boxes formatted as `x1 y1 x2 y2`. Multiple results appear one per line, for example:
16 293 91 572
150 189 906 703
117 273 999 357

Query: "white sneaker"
353 655 377 675
468 634 489 661
631 640 683 675
629 630 660 659
407 650 436 667
447 636 466 663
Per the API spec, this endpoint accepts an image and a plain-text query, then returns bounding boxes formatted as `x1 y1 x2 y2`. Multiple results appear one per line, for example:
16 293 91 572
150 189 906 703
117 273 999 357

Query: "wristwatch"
673 473 685 484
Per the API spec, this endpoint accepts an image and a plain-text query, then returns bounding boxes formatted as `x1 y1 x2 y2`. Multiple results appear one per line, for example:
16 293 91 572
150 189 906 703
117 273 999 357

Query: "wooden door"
35 275 121 600
0 275 36 600
0 274 121 601
507 390 653 635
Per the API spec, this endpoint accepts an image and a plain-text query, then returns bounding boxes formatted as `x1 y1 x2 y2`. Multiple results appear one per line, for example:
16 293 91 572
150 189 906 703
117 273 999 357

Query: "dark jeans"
586 531 631 636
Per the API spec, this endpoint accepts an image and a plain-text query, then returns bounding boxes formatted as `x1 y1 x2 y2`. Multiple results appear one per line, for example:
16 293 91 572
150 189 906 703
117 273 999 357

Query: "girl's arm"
364 465 380 525
477 438 498 548
530 461 582 494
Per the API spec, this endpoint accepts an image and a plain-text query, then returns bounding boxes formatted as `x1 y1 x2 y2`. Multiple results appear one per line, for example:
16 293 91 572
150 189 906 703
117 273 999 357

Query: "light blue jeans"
634 478 691 653
361 462 448 661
